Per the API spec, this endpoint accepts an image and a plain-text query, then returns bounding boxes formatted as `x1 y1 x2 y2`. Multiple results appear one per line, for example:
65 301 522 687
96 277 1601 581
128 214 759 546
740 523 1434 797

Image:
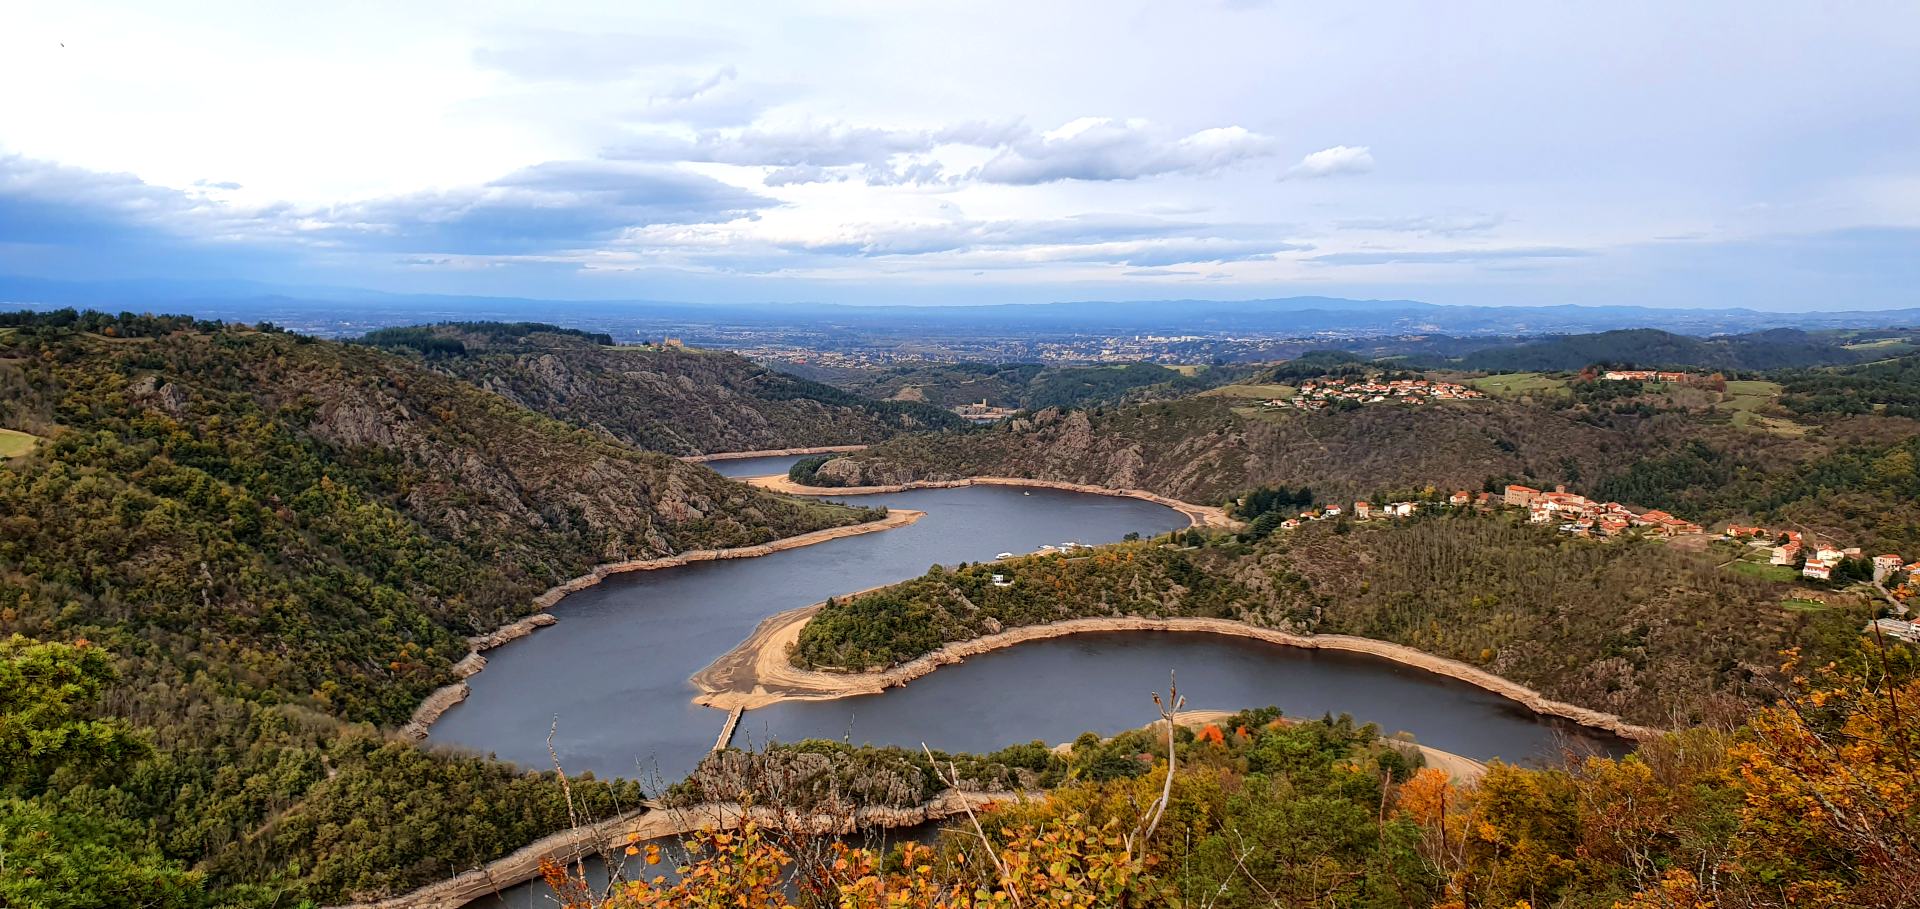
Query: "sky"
2 1 1917 309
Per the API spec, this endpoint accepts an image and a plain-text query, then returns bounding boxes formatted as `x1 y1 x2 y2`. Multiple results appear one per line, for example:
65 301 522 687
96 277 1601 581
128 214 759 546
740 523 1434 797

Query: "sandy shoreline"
680 444 869 462
748 474 1239 529
326 789 1015 909
399 508 924 740
691 607 1659 742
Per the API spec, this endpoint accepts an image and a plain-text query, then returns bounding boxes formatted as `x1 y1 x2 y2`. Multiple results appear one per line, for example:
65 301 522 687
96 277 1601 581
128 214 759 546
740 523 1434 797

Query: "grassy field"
1780 597 1831 612
1709 380 1811 436
1718 380 1782 411
1843 337 1917 354
1201 383 1297 400
1727 558 1800 583
1468 372 1569 398
0 428 41 459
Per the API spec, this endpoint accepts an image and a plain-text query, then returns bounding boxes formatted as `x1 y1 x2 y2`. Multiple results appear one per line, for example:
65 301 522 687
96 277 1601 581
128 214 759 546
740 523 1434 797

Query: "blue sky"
2 1 1917 309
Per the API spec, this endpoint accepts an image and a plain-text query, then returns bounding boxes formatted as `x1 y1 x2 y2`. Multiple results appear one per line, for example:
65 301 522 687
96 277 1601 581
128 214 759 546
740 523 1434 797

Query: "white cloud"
1335 213 1504 235
1283 145 1375 180
974 120 1281 185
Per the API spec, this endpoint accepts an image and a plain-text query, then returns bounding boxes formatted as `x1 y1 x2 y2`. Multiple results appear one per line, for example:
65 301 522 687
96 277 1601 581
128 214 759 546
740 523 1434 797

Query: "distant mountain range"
3 275 1917 338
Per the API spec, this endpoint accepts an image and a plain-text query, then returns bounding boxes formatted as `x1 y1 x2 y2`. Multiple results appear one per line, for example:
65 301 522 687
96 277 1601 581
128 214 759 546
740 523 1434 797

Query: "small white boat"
1023 491 1031 496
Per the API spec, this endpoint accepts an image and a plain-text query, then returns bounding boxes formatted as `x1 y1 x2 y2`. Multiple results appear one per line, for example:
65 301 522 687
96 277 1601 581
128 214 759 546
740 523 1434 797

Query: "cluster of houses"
953 398 1020 423
1254 482 1916 601
1263 482 1711 539
1273 489 1486 531
1504 484 1704 537
1597 369 1696 383
1723 525 1916 583
1263 377 1484 411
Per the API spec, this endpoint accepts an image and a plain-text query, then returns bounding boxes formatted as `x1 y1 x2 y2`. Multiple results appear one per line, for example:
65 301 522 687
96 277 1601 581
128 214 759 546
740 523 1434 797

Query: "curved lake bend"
431 485 1625 792
703 453 811 477
431 486 1192 782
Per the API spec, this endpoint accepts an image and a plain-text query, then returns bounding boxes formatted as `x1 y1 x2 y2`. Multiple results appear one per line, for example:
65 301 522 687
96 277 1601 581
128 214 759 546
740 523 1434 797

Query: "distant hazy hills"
6 275 1918 338
1446 328 1881 372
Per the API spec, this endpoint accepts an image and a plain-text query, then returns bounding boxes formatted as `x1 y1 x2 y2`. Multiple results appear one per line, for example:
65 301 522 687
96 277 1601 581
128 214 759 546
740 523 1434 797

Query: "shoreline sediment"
691 608 1660 742
748 474 1239 529
399 508 925 740
326 789 1016 909
680 444 869 463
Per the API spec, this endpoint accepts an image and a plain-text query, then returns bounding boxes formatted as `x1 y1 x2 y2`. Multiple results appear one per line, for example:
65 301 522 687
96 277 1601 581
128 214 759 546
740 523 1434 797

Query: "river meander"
441 462 1626 908
434 471 1622 791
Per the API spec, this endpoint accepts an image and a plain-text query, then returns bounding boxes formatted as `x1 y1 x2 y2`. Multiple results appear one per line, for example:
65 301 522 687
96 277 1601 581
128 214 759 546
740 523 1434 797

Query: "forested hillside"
783 359 1245 411
0 310 879 905
1452 327 1865 372
360 322 964 455
797 395 1674 502
797 512 1868 727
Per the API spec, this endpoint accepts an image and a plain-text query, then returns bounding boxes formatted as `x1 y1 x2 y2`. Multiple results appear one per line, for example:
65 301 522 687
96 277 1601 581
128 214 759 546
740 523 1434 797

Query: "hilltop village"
1262 376 1485 411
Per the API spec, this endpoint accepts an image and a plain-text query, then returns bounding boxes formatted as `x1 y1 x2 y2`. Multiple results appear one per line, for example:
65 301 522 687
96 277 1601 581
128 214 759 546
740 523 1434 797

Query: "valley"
3 310 1916 908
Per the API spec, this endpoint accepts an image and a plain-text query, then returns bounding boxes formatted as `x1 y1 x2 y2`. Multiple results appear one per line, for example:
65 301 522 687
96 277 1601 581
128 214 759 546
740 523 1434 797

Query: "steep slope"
360 322 965 454
802 396 1674 504
0 311 879 904
796 514 1870 727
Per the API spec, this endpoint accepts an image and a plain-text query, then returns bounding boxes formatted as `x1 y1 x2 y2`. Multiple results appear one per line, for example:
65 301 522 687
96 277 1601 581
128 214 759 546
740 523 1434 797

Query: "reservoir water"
435 478 1620 788
702 453 819 478
446 470 1625 908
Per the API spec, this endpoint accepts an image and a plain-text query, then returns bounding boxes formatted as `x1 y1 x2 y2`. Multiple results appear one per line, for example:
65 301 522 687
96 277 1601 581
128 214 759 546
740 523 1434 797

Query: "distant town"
1263 377 1485 411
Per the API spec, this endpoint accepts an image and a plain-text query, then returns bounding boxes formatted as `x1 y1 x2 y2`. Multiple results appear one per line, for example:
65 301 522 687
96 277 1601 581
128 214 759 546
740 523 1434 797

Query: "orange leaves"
1197 724 1225 746
1397 766 1457 829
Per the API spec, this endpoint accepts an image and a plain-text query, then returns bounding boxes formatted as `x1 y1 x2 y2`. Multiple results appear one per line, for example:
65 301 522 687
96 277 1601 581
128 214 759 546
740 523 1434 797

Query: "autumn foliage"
535 655 1918 909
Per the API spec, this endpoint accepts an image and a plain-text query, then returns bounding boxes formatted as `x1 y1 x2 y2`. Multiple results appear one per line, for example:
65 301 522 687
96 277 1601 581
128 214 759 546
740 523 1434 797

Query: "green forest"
0 312 878 906
360 322 965 455
796 512 1871 727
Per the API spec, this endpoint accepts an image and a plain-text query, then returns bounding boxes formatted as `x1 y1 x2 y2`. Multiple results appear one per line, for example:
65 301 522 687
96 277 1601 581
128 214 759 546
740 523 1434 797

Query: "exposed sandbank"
748 474 1239 529
399 509 924 740
680 444 868 463
325 788 1017 909
691 607 1659 742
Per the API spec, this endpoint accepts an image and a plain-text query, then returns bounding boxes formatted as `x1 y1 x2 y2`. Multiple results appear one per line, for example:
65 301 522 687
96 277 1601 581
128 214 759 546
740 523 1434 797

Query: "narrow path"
714 706 745 751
